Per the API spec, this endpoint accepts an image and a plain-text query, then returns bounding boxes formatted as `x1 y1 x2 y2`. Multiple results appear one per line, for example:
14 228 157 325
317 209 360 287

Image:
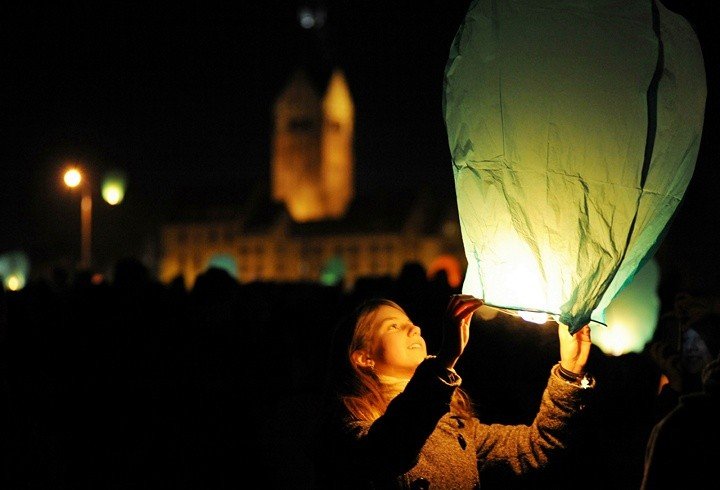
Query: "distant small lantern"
443 0 706 333
594 258 661 356
320 255 346 287
0 250 30 291
102 170 127 205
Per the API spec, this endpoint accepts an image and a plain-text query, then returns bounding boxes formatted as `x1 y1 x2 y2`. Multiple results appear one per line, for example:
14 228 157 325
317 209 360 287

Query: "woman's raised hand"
437 294 484 370
558 323 592 375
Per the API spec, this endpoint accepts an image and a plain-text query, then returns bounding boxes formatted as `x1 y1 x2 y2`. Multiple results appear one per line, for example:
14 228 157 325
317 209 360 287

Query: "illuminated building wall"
159 68 465 290
159 222 465 291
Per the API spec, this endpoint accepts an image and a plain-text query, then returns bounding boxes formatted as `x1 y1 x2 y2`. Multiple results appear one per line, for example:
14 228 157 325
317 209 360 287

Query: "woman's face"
366 304 427 379
681 328 713 374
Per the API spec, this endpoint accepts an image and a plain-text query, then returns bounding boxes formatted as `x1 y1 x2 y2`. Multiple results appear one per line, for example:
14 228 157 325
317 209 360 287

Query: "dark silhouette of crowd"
0 258 718 489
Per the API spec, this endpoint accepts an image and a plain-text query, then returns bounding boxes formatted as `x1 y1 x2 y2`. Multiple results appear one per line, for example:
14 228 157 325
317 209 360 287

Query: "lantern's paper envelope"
443 0 705 333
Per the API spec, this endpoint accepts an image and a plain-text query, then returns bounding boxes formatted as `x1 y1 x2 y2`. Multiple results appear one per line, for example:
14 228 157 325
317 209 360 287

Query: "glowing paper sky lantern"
594 258 661 355
0 250 30 291
101 170 127 205
443 0 706 333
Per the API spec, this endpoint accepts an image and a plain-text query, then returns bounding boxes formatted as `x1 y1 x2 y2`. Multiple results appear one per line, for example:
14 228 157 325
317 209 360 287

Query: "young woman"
313 294 595 489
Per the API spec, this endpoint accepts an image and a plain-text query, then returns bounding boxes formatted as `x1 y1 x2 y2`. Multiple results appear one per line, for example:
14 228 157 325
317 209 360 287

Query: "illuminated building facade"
158 68 466 290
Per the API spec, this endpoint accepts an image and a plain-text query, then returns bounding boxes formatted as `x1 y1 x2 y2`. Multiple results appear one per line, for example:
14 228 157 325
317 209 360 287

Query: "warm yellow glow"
462 232 564 316
158 255 183 285
518 310 550 324
64 168 82 188
593 322 635 356
102 184 123 205
287 185 324 222
428 255 463 288
102 170 127 205
323 70 354 122
6 274 21 291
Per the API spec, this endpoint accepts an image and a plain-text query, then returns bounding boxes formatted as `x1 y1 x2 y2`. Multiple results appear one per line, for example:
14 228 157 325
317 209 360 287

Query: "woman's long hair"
330 298 475 423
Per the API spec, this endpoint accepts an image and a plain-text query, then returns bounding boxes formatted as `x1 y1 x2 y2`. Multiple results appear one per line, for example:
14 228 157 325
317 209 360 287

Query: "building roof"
164 179 459 238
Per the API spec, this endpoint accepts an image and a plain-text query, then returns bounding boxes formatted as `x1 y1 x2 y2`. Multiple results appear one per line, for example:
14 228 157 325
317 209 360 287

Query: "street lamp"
63 167 92 270
63 166 128 271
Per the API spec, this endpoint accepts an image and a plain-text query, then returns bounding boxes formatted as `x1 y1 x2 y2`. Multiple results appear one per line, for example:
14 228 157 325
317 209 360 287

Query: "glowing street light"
63 165 127 271
64 166 92 270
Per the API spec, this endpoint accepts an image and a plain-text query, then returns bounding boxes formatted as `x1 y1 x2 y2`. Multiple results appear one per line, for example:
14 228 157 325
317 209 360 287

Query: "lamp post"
64 167 92 270
63 166 127 272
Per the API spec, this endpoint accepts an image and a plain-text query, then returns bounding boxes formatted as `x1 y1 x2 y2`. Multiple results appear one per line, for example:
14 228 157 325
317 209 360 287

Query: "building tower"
320 69 354 218
271 67 354 222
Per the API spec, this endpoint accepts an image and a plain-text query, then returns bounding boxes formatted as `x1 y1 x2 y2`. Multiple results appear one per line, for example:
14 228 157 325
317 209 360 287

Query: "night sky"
1 1 719 290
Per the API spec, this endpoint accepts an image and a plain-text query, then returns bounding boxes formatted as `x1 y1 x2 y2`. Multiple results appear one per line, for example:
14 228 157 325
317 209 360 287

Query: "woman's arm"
339 356 462 478
472 323 595 474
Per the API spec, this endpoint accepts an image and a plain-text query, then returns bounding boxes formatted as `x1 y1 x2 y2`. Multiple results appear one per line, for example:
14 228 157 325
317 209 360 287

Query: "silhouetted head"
113 257 149 290
681 313 720 374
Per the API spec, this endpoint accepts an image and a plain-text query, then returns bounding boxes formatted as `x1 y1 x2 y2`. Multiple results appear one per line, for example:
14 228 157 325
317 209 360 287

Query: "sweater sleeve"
471 365 594 475
340 356 461 478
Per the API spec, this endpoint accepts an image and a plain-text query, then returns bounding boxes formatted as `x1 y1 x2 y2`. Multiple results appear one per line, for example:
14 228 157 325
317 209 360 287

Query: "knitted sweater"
316 357 594 489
